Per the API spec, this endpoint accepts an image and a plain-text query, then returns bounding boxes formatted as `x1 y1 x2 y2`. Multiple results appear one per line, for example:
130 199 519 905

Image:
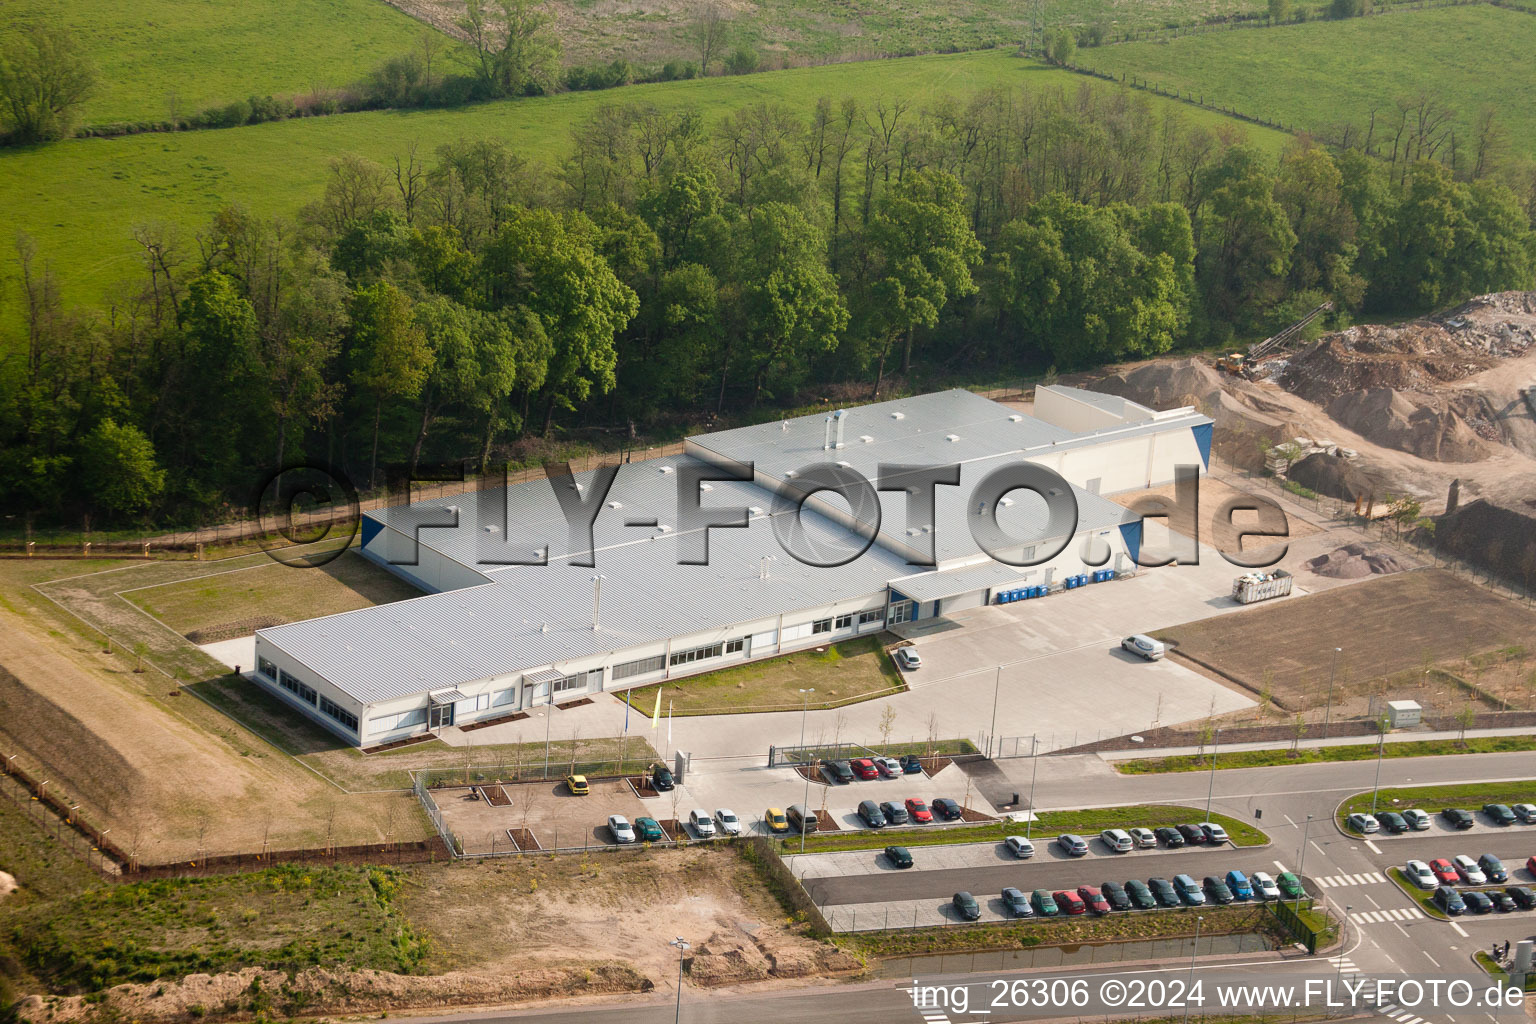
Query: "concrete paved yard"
434 776 648 854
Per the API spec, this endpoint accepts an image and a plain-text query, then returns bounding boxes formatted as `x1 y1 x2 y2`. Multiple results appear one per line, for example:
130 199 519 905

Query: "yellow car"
565 774 589 795
765 807 789 834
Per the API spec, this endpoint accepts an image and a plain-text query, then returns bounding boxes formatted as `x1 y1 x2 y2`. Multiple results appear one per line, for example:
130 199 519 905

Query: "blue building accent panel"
360 514 383 549
1117 520 1142 565
1191 422 1213 469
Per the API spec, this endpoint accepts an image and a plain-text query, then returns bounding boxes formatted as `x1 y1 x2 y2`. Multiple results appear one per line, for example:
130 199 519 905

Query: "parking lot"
434 776 652 854
1349 805 1536 841
786 833 1221 881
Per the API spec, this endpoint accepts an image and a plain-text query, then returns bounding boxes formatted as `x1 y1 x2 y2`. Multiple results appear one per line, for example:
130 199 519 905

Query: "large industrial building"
252 386 1213 747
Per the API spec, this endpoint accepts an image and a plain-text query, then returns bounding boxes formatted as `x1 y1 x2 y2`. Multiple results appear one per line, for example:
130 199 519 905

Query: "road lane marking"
1424 952 1440 967
1365 840 1382 854
1311 840 1328 858
1450 922 1469 937
1274 860 1290 873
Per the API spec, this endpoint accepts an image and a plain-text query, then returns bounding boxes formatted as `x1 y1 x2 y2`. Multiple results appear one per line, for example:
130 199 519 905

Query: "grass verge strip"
1116 735 1536 775
1336 780 1536 833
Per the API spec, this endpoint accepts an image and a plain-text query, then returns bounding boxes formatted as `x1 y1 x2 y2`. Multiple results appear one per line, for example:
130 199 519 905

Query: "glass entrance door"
429 703 454 729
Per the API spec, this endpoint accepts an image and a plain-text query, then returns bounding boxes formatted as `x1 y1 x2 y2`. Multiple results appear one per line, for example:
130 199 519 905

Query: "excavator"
1214 300 1334 377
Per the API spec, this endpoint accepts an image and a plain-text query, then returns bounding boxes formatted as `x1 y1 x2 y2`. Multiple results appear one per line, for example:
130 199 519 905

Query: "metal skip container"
1232 569 1294 604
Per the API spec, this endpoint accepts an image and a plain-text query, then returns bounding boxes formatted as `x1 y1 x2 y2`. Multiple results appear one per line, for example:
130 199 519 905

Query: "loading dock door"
939 589 987 615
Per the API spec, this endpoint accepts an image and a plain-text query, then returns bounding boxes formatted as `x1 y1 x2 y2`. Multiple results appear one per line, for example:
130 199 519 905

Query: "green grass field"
1075 6 1536 157
0 0 457 127
1116 735 1536 774
0 49 1286 309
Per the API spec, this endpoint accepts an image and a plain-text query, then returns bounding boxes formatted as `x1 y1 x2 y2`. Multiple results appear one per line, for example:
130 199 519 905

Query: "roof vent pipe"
834 409 846 449
824 415 834 451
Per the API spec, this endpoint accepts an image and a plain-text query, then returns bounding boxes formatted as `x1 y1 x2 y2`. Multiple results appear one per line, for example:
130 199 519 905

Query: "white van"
1122 635 1165 661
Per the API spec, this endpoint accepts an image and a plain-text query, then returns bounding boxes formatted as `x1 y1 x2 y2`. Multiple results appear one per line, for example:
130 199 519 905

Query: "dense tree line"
3 82 1533 528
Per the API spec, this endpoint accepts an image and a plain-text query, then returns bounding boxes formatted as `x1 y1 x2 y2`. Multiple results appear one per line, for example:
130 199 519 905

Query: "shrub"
724 45 758 75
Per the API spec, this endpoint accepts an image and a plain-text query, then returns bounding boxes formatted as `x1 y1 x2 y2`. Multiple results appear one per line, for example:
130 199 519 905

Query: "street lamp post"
1204 728 1221 822
988 665 1002 759
1370 724 1388 816
1183 915 1204 1024
670 936 690 1024
1025 733 1039 840
1323 647 1341 739
1295 814 1314 908
798 688 814 853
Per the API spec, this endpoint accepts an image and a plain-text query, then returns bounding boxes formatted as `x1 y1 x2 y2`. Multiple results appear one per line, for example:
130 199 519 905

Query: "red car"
850 758 878 780
905 798 933 823
1429 858 1459 885
1054 890 1087 915
1527 856 1536 878
1077 885 1111 915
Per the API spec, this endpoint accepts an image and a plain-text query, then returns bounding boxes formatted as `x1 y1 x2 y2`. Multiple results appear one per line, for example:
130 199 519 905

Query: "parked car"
900 754 924 774
1129 827 1158 849
952 891 981 920
1122 634 1166 660
786 804 819 834
1403 808 1432 830
1479 853 1508 882
1100 881 1131 911
1484 803 1517 826
1147 877 1180 907
764 807 789 834
1251 871 1281 901
1002 886 1033 917
609 815 636 843
1154 826 1186 848
1055 890 1087 915
1100 828 1134 853
1056 833 1089 856
1429 858 1459 885
688 809 717 838
1200 822 1230 845
857 800 888 828
1124 879 1157 909
1176 824 1208 845
1452 854 1486 885
1078 885 1111 914
1512 803 1536 824
1225 869 1254 901
1203 876 1234 904
1441 808 1475 830
895 647 921 670
933 798 963 821
824 760 854 784
1031 889 1060 916
635 817 664 842
1490 890 1517 912
1464 890 1495 914
1404 860 1437 889
884 845 913 869
1346 812 1380 834
651 766 675 791
906 798 933 823
1376 811 1408 833
1529 855 1536 877
1174 874 1206 905
1432 885 1466 915
850 758 879 780
1276 872 1305 899
876 757 903 777
1506 885 1536 908
565 774 589 795
879 801 910 826
1005 835 1035 859
713 809 741 836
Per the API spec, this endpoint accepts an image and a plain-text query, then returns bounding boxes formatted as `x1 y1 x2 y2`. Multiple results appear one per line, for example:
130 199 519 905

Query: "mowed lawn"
0 0 457 127
0 50 1287 307
623 634 906 714
123 549 424 639
1076 6 1536 157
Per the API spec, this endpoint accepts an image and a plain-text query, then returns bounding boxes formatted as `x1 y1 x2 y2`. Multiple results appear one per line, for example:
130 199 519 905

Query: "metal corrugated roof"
1037 384 1154 421
258 389 1206 706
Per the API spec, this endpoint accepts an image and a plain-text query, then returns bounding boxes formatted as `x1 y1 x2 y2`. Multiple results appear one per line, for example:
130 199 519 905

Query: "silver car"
1005 835 1035 859
1403 808 1432 830
1404 860 1436 890
1128 827 1158 848
895 647 921 669
608 815 636 844
1100 828 1134 852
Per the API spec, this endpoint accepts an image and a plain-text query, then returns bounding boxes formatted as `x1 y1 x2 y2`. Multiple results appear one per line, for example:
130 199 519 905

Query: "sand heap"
1094 358 1293 438
1306 543 1413 578
1271 292 1536 462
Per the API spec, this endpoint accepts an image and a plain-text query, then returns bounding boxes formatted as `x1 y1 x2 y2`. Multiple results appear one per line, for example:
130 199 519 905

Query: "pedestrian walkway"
1349 907 1424 924
1316 871 1390 888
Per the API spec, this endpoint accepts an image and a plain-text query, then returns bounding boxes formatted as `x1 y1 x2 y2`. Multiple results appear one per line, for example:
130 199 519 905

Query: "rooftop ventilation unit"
859 435 874 444
946 434 960 442
483 524 499 533
658 466 673 474
890 411 905 420
1008 414 1024 422
833 408 847 448
748 506 764 515
607 500 622 509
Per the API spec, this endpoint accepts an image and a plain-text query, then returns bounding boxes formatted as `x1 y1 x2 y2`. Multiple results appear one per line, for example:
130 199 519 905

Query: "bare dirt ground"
21 847 860 1024
1155 568 1535 717
0 561 428 862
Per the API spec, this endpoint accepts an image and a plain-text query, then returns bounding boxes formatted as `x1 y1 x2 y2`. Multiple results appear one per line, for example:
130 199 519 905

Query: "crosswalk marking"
1349 907 1423 924
1374 1004 1428 1024
1317 872 1389 887
1328 956 1361 974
